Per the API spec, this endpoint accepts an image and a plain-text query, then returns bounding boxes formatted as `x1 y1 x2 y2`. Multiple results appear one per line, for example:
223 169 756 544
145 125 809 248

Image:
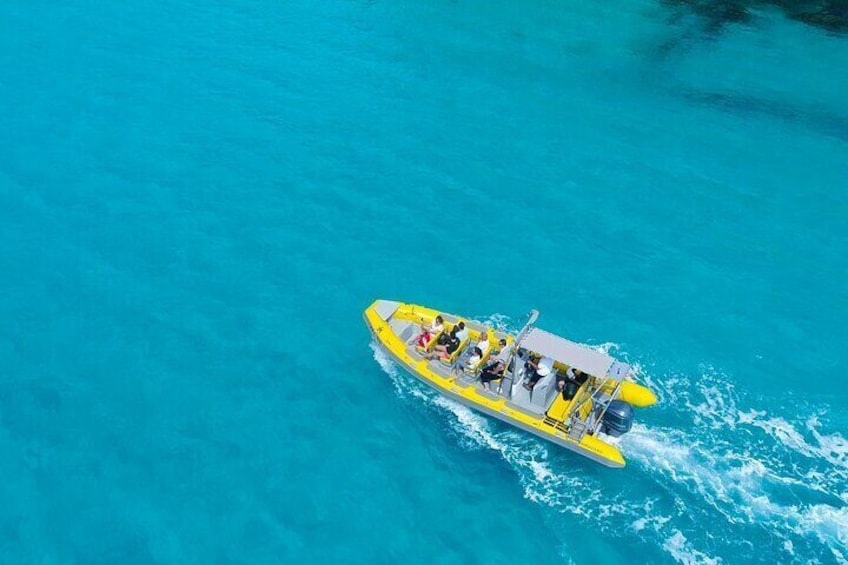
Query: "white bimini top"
520 327 629 380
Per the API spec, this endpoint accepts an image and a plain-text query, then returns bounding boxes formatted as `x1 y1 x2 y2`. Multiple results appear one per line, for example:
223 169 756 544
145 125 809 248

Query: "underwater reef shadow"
660 0 848 34
677 87 848 142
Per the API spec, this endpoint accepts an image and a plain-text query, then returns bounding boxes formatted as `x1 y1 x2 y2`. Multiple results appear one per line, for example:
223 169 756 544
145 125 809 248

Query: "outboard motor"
600 400 634 437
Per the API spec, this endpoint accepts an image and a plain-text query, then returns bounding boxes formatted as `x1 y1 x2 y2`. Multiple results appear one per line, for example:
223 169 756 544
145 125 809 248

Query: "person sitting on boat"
411 315 444 348
556 367 587 400
435 327 450 346
480 340 508 384
475 330 490 355
460 330 491 369
454 321 469 343
523 355 554 390
424 326 461 361
465 331 492 368
465 346 484 369
480 360 504 387
491 338 509 362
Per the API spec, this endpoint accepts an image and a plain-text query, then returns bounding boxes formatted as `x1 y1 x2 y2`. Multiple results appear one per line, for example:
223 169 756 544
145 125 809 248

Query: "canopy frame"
516 326 628 381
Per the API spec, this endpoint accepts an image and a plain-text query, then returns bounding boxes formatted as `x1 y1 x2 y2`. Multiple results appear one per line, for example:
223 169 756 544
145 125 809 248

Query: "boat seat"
389 319 417 343
509 367 533 407
529 373 557 412
505 358 555 414
546 379 590 421
546 394 570 421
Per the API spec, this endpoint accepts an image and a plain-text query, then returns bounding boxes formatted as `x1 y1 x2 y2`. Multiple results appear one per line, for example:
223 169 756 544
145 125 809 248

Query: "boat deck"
389 315 564 418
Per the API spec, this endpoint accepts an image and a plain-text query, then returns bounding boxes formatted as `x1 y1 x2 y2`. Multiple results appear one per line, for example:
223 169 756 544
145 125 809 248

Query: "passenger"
475 330 490 355
430 324 454 348
491 338 509 362
569 367 588 386
454 321 469 343
480 339 510 389
424 326 461 361
523 355 554 390
480 360 505 387
465 346 484 369
556 367 586 400
461 331 491 370
411 315 444 348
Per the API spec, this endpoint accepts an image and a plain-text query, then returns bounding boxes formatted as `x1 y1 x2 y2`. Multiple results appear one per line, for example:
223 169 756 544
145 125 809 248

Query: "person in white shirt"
464 330 491 369
475 331 490 356
454 321 469 343
465 347 484 369
491 339 510 364
523 355 554 390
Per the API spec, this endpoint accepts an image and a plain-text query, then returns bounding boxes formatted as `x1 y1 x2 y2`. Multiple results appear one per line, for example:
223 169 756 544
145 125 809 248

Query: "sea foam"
372 338 848 563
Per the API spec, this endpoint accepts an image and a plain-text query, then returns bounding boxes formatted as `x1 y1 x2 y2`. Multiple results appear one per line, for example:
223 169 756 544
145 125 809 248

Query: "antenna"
514 309 539 349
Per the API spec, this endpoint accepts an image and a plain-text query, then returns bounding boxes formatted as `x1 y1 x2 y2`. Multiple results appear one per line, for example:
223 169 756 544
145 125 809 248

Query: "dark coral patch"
662 0 848 33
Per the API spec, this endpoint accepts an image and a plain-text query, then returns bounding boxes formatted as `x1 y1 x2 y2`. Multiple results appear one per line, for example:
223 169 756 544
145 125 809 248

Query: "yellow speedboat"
364 300 657 468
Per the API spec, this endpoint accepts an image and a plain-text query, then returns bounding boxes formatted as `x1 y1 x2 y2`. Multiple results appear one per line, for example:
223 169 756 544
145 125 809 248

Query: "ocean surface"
1 0 847 563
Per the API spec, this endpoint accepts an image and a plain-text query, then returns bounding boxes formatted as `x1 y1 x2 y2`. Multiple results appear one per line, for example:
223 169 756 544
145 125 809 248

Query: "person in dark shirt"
480 359 506 388
425 326 460 361
556 367 587 400
480 339 510 389
444 334 461 356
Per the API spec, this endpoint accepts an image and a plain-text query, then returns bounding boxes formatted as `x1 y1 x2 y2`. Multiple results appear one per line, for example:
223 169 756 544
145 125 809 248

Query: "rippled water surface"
1 0 846 563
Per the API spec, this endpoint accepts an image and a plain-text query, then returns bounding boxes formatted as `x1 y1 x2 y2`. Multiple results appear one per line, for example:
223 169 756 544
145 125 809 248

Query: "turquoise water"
1 0 847 563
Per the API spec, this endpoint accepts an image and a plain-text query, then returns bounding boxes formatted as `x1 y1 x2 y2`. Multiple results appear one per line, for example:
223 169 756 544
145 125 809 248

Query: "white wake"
369 333 848 564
